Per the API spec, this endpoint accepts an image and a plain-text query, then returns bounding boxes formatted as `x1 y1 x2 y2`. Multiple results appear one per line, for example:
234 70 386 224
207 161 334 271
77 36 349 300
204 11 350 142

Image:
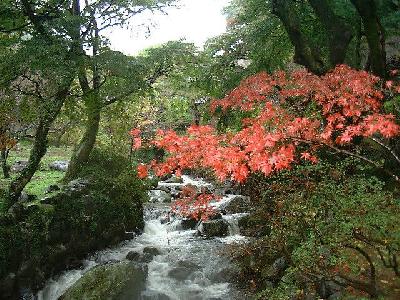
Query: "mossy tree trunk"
272 0 327 75
308 0 353 67
8 83 72 207
64 95 101 180
350 0 386 77
1 149 10 179
64 3 102 181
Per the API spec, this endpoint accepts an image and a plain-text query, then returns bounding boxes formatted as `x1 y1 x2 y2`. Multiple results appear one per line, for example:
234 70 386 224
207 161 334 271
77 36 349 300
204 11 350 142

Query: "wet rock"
66 178 90 192
209 265 239 283
220 195 251 214
45 184 61 194
0 273 16 298
197 219 229 238
48 160 69 172
168 261 200 280
141 291 171 300
148 190 172 203
19 287 36 300
11 160 29 173
143 246 161 257
154 186 170 193
18 192 37 203
180 218 198 230
328 292 343 300
126 251 140 261
262 257 287 282
60 262 146 300
140 247 161 263
208 212 223 220
163 176 183 184
317 278 342 299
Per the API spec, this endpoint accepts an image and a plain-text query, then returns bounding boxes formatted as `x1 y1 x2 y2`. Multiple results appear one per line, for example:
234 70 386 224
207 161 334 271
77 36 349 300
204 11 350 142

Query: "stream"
37 175 249 300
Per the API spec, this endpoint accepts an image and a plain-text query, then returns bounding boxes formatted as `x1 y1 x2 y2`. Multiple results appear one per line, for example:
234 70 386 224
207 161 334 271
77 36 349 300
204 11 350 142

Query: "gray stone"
141 291 171 300
60 262 146 300
208 212 223 220
163 176 183 184
18 192 37 203
168 261 200 280
48 160 69 172
148 190 172 203
139 247 161 263
263 257 287 282
66 179 90 192
11 160 29 173
45 184 61 194
197 219 229 238
180 218 198 230
126 251 140 261
143 246 161 257
317 279 342 299
220 195 251 214
0 273 16 299
328 292 343 300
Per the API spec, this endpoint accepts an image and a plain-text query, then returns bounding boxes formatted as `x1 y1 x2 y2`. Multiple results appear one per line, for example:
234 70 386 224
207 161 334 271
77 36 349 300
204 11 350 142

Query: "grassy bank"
0 140 73 205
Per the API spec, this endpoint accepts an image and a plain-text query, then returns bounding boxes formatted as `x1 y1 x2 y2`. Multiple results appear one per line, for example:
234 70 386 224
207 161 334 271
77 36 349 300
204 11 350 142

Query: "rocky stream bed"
36 175 252 300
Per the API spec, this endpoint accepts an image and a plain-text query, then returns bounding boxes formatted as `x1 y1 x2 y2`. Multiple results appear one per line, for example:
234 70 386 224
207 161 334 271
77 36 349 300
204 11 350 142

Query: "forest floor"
0 140 72 208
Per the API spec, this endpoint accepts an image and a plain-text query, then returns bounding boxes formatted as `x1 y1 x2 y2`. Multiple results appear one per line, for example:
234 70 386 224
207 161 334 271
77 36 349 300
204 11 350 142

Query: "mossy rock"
60 262 146 300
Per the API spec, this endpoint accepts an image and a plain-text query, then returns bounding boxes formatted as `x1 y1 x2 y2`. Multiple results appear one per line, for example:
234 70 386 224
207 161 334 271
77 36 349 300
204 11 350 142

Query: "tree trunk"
272 0 327 75
350 0 386 77
7 84 71 208
64 98 101 181
1 149 10 179
308 0 353 67
8 121 50 203
64 4 102 181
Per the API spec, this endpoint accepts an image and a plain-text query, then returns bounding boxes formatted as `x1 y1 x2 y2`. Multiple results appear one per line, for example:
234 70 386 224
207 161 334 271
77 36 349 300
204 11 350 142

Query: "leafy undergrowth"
227 158 400 299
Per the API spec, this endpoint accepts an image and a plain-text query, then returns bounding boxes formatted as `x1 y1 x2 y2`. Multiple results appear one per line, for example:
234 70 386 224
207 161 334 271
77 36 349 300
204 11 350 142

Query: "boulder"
148 190 172 203
140 247 161 263
66 179 90 193
18 192 37 203
197 219 229 238
262 257 287 282
180 218 198 230
126 251 140 261
220 195 251 214
209 265 239 283
208 212 223 220
45 184 61 194
60 262 146 300
143 246 161 257
48 160 69 172
0 273 16 299
163 176 183 184
11 160 29 173
168 261 200 281
141 291 171 300
317 278 342 299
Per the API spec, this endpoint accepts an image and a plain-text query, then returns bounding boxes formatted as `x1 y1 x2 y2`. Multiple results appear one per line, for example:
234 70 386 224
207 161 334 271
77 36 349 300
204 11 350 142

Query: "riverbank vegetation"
1 0 400 299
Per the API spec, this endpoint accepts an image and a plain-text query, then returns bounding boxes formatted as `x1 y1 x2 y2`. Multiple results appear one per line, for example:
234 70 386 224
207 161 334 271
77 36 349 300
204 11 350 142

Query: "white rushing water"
38 176 249 300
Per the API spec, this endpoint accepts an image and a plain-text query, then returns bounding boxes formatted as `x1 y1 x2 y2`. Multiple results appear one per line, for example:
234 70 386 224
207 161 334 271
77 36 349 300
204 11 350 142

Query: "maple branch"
290 137 400 183
369 136 400 165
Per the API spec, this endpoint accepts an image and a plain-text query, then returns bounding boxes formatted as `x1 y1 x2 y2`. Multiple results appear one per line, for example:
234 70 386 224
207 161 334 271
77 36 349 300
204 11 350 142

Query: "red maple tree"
132 65 400 214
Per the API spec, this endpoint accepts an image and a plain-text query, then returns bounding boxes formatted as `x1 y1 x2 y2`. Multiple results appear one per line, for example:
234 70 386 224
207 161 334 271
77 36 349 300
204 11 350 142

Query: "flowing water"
37 176 249 300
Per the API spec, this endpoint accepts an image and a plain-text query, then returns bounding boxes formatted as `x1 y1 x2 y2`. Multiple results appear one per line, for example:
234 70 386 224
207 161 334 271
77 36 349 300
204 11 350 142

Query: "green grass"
0 140 73 200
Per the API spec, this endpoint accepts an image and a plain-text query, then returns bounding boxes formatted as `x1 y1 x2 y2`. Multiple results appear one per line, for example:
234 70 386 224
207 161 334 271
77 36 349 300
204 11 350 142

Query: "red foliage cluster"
132 66 400 186
171 185 220 221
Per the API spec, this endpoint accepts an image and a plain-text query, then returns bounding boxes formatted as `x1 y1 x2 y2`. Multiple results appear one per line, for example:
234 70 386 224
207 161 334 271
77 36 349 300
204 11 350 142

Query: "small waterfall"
37 175 249 300
223 215 241 236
